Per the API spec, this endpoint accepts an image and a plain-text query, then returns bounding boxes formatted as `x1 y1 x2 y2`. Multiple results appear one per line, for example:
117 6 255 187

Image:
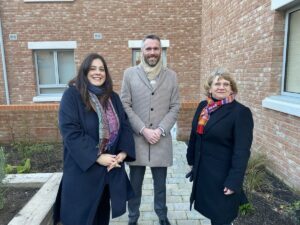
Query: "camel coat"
121 64 180 167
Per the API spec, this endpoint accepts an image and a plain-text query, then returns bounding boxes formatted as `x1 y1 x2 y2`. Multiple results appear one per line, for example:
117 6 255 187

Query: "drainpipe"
0 18 10 105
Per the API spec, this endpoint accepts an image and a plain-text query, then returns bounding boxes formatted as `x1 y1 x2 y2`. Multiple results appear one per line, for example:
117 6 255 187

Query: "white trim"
262 95 300 117
271 0 300 10
128 40 170 48
33 95 62 102
28 41 77 49
24 0 74 2
281 5 300 96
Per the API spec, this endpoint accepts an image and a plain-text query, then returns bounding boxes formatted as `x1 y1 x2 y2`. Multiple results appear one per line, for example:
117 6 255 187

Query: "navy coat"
186 100 253 224
53 86 135 225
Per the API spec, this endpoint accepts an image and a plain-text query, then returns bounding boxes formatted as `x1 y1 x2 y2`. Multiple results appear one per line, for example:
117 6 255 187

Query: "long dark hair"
69 53 113 110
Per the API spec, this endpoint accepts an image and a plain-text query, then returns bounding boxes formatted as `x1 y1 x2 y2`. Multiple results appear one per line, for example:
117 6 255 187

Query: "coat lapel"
204 101 236 134
152 68 167 92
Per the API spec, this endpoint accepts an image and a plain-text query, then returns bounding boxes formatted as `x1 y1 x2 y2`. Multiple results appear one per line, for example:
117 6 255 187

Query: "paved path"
111 140 210 225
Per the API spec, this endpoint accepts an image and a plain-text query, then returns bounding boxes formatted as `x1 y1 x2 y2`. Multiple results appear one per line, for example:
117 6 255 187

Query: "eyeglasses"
213 82 231 88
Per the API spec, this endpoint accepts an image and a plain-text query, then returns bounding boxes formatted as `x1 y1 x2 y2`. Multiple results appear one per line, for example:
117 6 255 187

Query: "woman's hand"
116 151 127 163
224 187 235 195
106 151 127 172
96 154 117 167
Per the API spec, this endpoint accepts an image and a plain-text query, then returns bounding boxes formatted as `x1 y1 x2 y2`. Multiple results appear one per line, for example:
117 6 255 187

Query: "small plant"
239 151 271 216
12 141 54 163
243 152 270 194
239 202 255 216
0 147 6 209
279 200 300 224
5 158 31 174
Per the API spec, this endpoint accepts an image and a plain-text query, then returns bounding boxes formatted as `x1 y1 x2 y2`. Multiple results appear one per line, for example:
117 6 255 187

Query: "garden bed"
0 142 299 225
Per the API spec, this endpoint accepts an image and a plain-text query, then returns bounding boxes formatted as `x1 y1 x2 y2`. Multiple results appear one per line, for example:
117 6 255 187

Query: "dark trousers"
93 185 110 225
128 166 168 222
211 221 232 225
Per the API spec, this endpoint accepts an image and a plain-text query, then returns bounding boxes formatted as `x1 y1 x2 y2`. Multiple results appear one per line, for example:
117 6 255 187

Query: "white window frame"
128 40 169 66
262 3 300 117
28 41 77 102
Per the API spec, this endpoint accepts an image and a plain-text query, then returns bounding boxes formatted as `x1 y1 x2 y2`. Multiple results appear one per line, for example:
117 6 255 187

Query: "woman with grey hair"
186 68 253 225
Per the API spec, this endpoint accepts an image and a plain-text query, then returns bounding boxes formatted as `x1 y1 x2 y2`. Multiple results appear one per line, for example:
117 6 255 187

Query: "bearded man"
121 34 180 225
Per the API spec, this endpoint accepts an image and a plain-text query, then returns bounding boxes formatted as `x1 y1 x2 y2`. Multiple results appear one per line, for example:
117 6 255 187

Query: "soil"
0 143 300 225
0 187 38 225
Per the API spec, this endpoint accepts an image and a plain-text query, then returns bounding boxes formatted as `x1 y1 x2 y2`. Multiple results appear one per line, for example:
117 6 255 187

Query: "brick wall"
0 0 202 103
199 0 300 190
0 104 60 143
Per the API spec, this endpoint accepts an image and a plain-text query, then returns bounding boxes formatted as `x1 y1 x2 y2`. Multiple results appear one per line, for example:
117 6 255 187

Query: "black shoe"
128 222 137 225
159 218 171 225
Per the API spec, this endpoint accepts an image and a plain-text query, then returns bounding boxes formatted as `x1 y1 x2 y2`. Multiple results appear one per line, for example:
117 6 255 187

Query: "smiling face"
87 58 106 87
209 76 233 100
142 38 161 67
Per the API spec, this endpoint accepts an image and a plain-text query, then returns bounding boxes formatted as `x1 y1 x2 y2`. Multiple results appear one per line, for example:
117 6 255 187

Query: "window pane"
36 50 55 85
285 9 300 93
132 50 142 66
57 50 75 84
40 87 66 94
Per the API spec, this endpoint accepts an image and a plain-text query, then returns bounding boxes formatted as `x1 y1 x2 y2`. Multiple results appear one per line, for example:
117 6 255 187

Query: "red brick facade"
0 0 299 190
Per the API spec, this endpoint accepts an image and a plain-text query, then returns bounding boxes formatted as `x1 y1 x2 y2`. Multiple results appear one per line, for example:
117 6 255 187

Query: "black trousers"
128 166 168 222
93 185 110 225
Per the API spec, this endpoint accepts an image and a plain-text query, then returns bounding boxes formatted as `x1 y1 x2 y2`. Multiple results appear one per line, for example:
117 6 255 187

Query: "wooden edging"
7 172 62 225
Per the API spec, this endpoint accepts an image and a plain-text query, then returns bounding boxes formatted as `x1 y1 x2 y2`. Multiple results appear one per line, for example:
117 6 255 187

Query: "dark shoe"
159 218 171 225
128 222 137 225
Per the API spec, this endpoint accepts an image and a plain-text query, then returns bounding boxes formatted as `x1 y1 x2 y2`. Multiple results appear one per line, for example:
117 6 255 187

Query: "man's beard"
145 55 161 67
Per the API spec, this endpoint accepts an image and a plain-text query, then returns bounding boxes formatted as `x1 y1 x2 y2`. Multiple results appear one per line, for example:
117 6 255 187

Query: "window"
28 41 76 102
282 7 300 95
262 3 300 117
34 50 75 95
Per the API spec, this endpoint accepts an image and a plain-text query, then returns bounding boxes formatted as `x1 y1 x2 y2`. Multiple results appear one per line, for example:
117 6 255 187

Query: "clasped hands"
142 128 162 144
97 151 127 171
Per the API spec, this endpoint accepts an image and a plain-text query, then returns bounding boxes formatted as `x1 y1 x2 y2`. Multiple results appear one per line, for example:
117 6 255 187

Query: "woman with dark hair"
186 68 253 225
53 53 135 225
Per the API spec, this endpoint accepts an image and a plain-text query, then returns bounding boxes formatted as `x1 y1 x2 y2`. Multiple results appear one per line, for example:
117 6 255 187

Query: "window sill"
33 95 62 102
262 95 300 117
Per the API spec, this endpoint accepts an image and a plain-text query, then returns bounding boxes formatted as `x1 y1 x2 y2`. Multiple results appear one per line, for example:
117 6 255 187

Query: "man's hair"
142 34 161 48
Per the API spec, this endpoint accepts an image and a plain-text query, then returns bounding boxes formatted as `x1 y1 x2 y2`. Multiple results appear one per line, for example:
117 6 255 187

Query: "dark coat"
186 100 253 224
53 86 135 225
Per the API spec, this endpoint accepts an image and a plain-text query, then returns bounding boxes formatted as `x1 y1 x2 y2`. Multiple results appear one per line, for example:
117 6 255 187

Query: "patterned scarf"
197 95 235 135
88 84 119 155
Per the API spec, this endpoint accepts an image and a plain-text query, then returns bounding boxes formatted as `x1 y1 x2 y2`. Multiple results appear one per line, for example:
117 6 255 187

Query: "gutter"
0 18 10 104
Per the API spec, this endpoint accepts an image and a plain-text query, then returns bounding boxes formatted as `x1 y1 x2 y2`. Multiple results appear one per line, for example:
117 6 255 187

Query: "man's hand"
142 128 161 144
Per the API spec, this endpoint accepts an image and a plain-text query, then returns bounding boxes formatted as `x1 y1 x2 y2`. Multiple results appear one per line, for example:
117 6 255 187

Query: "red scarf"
197 95 235 134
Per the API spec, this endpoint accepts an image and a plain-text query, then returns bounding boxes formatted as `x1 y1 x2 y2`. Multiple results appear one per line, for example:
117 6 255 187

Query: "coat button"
152 92 154 95
151 108 154 111
150 123 153 127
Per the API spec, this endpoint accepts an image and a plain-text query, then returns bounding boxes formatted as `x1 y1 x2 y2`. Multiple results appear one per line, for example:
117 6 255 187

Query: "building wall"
0 0 202 103
199 0 299 190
